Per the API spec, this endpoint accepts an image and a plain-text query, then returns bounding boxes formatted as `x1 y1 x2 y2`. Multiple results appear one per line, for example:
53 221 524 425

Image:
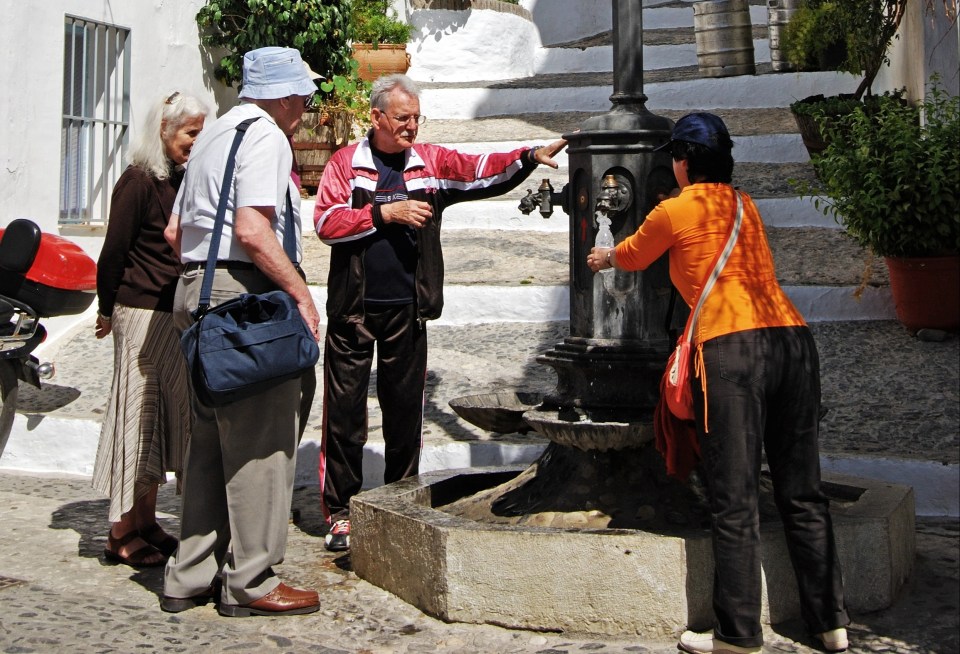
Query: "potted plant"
350 0 412 81
804 81 960 331
295 60 373 192
784 0 919 157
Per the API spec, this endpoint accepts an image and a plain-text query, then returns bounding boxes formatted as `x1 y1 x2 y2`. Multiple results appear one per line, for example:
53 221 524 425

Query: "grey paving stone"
0 473 955 653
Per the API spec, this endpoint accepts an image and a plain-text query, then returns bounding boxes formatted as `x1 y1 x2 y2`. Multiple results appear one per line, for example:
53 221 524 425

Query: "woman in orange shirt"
588 113 849 654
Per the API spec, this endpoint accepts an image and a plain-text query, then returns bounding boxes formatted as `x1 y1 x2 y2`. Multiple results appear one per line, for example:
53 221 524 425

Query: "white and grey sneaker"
324 519 350 552
678 630 761 654
816 627 849 652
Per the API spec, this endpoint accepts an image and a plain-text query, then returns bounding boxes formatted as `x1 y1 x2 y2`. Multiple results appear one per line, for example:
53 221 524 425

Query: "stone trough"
352 466 915 638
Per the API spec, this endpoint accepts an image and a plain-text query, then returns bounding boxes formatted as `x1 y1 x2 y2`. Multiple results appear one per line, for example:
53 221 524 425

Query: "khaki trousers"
163 266 302 605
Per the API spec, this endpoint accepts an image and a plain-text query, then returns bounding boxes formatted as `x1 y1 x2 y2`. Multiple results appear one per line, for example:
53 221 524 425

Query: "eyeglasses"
165 91 181 105
304 93 318 110
390 114 426 126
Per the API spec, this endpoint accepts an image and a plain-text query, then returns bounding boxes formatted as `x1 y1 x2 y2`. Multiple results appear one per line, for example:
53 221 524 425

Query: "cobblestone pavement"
0 473 956 654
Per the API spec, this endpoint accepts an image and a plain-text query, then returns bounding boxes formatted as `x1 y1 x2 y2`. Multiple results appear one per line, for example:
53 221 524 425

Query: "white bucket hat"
238 47 319 100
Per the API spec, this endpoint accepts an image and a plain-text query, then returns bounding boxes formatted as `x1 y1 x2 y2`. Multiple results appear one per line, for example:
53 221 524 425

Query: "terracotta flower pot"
884 255 960 332
352 43 410 82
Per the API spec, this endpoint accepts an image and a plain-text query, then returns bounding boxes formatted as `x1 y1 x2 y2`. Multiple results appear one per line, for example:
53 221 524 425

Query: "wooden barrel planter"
767 0 801 72
352 43 411 82
693 0 756 77
292 110 352 193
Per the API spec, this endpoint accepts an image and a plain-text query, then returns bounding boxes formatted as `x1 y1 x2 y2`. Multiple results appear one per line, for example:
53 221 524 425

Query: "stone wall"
411 0 531 20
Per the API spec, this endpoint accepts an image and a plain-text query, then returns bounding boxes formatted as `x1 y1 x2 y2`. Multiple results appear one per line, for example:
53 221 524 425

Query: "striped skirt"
92 304 192 522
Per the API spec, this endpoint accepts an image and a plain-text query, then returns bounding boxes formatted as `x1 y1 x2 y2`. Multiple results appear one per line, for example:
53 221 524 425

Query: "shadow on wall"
196 42 240 117
410 6 470 52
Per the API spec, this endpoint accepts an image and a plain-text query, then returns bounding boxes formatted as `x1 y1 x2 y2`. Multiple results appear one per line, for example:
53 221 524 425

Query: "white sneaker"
678 630 762 654
323 519 350 552
816 627 849 652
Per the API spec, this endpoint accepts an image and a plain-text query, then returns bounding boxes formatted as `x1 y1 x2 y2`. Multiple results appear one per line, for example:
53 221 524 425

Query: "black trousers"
693 326 849 647
320 304 427 522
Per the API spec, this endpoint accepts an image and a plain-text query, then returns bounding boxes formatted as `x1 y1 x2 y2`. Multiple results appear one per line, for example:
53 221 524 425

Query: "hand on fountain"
381 200 433 228
587 246 615 273
532 138 569 169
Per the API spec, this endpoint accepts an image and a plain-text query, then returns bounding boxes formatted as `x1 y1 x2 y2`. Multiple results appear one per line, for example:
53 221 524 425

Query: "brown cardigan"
96 165 184 316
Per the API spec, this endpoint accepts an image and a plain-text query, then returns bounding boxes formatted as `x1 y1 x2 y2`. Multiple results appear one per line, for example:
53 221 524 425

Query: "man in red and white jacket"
314 74 566 551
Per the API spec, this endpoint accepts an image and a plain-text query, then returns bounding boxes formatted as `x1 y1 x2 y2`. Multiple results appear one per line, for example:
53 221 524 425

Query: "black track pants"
319 304 427 522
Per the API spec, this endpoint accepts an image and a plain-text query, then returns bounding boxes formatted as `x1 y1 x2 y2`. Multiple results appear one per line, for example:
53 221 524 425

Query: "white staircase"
404 0 893 324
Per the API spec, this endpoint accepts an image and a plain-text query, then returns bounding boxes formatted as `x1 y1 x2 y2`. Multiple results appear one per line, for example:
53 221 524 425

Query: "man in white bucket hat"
161 47 322 618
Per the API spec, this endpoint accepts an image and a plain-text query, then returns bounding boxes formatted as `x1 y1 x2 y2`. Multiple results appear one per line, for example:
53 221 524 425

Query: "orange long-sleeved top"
615 183 805 345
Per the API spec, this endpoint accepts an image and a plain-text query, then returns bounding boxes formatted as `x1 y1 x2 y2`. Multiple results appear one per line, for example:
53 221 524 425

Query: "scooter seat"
0 219 42 275
0 219 42 303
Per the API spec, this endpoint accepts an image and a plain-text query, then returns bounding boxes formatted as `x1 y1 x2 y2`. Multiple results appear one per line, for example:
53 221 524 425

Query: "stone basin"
522 406 654 451
448 391 542 434
352 465 915 638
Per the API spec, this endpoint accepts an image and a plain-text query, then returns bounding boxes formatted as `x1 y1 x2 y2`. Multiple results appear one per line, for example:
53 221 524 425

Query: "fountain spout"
518 178 568 219
595 173 633 216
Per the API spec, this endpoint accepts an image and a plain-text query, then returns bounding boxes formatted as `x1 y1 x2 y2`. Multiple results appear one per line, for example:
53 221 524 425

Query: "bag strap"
679 188 744 345
195 117 297 316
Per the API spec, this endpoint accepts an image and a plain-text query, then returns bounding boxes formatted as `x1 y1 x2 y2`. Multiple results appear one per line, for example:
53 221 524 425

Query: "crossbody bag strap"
195 117 261 317
680 188 744 345
282 191 296 262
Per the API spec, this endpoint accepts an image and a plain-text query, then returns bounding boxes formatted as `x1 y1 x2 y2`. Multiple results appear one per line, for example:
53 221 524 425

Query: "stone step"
553 23 769 50
419 68 860 118
301 222 884 293
548 0 771 51
536 16 775 74
417 133 808 163
419 107 801 143
409 197 837 230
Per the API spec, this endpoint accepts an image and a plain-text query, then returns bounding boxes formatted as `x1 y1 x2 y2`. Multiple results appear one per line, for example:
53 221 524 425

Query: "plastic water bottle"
595 213 615 275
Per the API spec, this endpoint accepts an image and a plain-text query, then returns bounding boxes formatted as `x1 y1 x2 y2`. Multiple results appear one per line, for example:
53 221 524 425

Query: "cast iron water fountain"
447 0 701 534
350 0 915 637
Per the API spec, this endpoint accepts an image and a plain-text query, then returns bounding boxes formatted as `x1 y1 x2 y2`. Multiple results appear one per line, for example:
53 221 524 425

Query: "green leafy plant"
784 0 956 100
350 0 411 46
789 90 906 155
800 82 960 258
196 0 354 90
317 59 372 138
783 0 902 100
782 2 847 72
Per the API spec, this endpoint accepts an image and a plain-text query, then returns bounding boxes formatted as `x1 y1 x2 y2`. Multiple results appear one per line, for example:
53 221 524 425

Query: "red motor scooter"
0 219 97 458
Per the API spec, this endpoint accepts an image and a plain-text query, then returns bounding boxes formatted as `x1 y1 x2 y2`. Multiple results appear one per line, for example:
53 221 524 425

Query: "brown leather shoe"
160 579 221 613
218 582 320 617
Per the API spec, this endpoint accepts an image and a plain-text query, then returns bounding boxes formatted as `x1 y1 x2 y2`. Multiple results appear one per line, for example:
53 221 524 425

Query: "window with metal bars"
60 16 130 225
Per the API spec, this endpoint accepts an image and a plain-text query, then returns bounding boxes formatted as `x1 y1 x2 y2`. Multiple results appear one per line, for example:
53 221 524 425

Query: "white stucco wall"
879 0 959 100
0 1 230 241
521 0 610 45
407 7 541 82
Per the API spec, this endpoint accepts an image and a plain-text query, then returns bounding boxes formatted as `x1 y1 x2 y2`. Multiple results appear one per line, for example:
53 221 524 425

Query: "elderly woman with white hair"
92 91 208 568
